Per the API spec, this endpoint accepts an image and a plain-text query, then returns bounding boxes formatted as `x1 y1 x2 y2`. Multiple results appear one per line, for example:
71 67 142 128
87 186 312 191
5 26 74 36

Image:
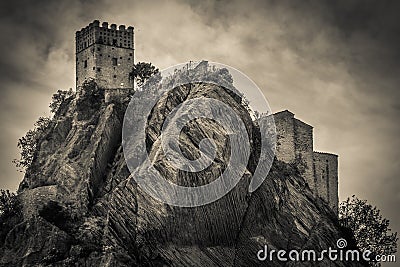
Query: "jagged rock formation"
0 74 364 266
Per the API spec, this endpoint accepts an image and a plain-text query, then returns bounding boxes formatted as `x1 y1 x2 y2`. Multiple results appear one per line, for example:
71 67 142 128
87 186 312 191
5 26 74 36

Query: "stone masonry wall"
274 110 296 163
104 88 134 103
76 47 97 87
76 20 134 89
92 44 134 89
273 110 338 214
313 152 339 213
293 118 315 192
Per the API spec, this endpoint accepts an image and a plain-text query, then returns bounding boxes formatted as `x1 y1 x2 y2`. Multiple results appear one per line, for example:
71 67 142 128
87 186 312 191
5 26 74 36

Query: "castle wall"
313 152 338 214
293 119 315 192
313 153 329 202
93 44 134 88
104 88 134 103
76 20 133 53
76 47 97 88
76 20 134 89
273 110 296 163
273 110 338 214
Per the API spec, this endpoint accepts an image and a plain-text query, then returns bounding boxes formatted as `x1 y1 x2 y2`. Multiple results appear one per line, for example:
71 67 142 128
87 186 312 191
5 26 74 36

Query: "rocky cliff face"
0 75 363 266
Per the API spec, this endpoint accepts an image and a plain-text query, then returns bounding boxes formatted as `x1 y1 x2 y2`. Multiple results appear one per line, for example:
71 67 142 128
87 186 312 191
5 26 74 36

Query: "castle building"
75 22 338 213
273 110 338 214
75 20 134 89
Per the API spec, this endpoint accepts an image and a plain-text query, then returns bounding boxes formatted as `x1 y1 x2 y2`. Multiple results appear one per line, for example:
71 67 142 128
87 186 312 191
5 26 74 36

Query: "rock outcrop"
0 68 364 266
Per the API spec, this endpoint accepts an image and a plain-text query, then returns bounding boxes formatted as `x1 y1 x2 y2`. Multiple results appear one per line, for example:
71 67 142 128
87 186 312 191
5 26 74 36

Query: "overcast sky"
0 0 399 254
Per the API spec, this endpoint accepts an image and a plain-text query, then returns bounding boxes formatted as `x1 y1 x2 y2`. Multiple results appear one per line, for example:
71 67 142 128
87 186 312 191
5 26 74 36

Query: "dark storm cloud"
0 0 101 189
328 0 400 47
0 0 93 79
0 2 399 262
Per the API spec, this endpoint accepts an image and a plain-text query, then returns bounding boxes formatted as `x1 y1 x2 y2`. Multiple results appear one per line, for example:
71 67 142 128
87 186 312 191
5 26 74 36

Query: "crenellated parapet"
75 20 135 90
76 20 134 53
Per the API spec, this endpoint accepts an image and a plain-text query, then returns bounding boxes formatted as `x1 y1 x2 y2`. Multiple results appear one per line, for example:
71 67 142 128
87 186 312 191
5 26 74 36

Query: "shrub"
13 117 51 171
339 195 398 266
49 88 74 114
130 62 160 87
0 190 19 218
76 79 104 112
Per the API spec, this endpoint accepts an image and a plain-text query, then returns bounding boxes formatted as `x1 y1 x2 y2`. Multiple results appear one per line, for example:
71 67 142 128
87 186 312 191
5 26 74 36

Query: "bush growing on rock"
0 190 19 218
0 189 22 244
76 79 104 113
129 62 159 87
13 117 51 171
49 88 74 114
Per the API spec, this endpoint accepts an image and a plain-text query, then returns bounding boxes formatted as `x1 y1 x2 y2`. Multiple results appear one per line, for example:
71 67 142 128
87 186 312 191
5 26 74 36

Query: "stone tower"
273 110 339 214
75 20 134 89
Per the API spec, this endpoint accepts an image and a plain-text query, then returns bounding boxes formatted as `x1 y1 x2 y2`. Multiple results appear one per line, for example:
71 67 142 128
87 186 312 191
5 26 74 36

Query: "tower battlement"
75 20 134 53
75 20 134 89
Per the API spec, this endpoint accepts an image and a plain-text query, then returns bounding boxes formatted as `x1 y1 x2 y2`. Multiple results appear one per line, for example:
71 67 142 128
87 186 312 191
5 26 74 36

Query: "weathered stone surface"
19 95 123 218
0 77 365 266
0 217 71 266
234 161 361 266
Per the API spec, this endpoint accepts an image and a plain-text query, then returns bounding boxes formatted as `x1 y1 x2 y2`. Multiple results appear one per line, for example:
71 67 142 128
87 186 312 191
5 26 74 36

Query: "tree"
13 117 51 171
0 189 21 243
0 190 18 218
49 88 74 114
339 195 398 266
14 86 76 172
76 78 103 111
130 62 160 87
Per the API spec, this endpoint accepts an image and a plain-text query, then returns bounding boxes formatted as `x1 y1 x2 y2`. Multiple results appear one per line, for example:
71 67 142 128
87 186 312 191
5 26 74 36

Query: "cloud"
0 0 399 247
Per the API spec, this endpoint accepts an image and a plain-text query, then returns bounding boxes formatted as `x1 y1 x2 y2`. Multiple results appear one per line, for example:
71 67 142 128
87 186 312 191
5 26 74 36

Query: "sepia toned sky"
0 0 399 254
